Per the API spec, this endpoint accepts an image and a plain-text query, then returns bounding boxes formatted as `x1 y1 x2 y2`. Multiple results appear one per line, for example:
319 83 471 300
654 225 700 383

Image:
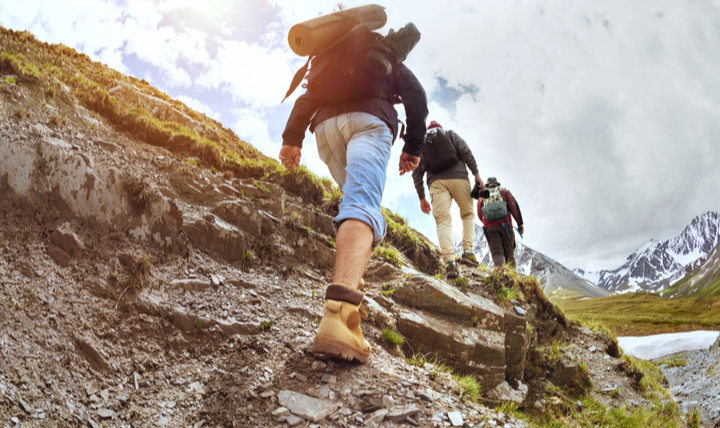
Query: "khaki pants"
429 179 475 263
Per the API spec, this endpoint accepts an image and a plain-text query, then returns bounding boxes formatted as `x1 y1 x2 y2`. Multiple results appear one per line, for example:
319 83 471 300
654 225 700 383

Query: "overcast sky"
2 0 720 271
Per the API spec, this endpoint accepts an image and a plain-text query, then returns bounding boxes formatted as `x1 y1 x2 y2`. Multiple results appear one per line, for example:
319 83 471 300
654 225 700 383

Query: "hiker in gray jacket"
412 121 484 279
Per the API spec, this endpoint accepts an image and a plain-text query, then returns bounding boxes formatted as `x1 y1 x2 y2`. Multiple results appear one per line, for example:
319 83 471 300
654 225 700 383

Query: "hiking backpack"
481 187 508 221
422 128 459 173
283 23 421 105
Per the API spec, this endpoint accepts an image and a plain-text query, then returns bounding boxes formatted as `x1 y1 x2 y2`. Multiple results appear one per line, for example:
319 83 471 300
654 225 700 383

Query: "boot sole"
458 259 479 267
312 336 371 363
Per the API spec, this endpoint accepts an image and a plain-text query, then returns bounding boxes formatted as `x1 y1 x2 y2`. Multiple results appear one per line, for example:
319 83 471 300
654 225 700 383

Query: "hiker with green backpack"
478 177 524 267
412 121 485 280
279 5 427 363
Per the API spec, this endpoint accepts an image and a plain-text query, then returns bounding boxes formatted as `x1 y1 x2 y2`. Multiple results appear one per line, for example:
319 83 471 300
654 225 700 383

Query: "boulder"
392 275 504 332
183 215 247 262
395 308 505 391
211 200 263 238
504 310 529 379
550 356 579 388
49 222 84 257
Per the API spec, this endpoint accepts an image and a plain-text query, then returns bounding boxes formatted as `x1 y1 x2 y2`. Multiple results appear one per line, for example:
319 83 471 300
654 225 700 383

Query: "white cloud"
175 95 221 121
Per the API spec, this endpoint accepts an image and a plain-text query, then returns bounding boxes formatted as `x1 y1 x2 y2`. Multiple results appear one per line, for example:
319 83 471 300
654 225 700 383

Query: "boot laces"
359 304 368 319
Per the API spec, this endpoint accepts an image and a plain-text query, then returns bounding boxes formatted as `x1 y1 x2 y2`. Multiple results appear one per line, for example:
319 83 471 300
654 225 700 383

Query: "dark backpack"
422 129 459 173
282 23 421 104
305 26 385 106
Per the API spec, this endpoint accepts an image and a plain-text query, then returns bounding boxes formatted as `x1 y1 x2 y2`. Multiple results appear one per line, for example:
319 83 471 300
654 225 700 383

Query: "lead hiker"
279 5 427 363
477 177 525 267
412 121 484 279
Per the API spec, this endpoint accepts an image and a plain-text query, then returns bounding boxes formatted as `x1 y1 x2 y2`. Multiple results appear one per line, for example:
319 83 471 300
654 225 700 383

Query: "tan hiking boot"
312 284 371 362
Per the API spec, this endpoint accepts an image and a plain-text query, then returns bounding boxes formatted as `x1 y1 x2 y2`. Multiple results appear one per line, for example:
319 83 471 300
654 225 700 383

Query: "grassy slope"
663 266 720 299
558 292 720 336
0 26 442 274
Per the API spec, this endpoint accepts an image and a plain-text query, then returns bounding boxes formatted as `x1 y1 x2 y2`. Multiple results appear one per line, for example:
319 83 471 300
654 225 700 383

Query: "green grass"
452 373 481 402
381 329 404 348
663 267 720 299
655 354 688 369
382 208 442 275
373 245 402 267
558 292 720 336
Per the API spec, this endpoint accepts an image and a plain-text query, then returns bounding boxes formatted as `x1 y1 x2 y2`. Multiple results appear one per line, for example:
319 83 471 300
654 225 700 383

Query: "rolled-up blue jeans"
315 112 393 245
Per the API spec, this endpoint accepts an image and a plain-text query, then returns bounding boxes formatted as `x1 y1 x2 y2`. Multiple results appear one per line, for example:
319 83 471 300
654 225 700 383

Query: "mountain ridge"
573 211 720 293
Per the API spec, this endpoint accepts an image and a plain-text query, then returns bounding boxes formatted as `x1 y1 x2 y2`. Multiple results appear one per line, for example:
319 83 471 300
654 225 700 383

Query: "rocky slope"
656 334 720 427
0 26 688 428
464 224 610 299
574 211 720 294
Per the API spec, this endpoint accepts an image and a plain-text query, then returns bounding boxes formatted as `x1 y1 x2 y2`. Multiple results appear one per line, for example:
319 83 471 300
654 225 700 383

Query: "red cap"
428 120 442 130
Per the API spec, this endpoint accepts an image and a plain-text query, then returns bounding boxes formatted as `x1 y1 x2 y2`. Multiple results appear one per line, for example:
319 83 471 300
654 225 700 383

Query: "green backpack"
481 187 508 221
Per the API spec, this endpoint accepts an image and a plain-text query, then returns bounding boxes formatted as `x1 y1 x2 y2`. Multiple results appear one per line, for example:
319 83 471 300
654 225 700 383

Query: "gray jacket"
412 128 479 199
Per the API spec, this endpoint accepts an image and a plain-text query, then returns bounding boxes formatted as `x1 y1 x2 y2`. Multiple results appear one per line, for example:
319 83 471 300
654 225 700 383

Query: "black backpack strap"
282 56 311 103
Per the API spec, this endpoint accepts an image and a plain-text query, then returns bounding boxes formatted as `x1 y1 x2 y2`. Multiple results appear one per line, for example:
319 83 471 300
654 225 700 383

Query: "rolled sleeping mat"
288 4 387 57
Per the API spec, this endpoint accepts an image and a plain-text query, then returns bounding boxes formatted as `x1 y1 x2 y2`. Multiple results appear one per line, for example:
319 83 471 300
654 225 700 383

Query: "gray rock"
216 318 260 336
85 380 101 396
19 398 31 413
278 390 341 422
385 406 420 423
10 417 19 425
513 306 526 316
418 390 434 402
98 408 115 419
88 419 100 428
170 279 212 292
183 216 247 262
286 415 304 426
320 374 336 384
157 416 169 425
47 244 71 267
139 381 151 388
447 411 464 427
317 385 330 399
89 394 99 403
75 335 112 373
117 395 127 405
50 222 84 257
504 310 529 379
364 409 388 427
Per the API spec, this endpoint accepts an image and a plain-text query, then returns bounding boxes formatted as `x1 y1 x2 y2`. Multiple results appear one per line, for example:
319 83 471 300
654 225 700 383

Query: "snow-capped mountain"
662 240 720 298
458 224 610 299
573 211 720 293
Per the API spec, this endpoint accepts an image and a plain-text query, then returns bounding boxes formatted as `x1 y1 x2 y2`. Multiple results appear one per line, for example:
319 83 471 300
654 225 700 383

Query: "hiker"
279 18 427 363
477 177 524 267
412 121 484 279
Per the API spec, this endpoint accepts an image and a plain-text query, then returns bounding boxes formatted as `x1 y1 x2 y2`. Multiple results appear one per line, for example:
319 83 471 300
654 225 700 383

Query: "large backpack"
305 26 385 106
481 187 508 221
282 23 421 104
422 129 459 173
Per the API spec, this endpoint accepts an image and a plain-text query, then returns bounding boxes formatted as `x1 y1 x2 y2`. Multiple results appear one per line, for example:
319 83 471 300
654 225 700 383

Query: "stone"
11 417 19 425
272 406 291 422
88 419 100 428
364 409 388 427
317 385 330 399
211 200 264 239
320 374 336 384
99 389 109 401
447 411 464 427
98 408 115 419
504 310 529 379
139 381 151 388
85 380 101 396
89 394 100 403
551 357 579 388
278 390 341 422
385 406 421 423
170 279 212 292
418 390 434 402
363 296 396 330
183 216 247 262
395 308 506 391
49 222 84 258
382 395 395 408
216 318 261 336
19 398 31 413
47 245 71 267
286 415 304 426
157 416 169 425
288 306 323 321
311 361 327 371
228 278 257 289
363 262 399 282
486 381 527 404
117 395 127 405
75 335 112 373
513 306 526 316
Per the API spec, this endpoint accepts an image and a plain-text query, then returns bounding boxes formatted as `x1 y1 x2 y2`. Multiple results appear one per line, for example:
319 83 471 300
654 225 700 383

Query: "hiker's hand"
279 145 301 170
420 198 431 214
519 225 525 235
399 152 420 175
475 173 485 189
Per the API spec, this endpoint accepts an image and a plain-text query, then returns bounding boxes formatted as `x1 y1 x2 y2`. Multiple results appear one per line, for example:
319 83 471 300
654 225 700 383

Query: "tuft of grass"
241 250 255 268
381 329 405 348
454 277 469 287
260 320 274 330
452 373 481 403
655 355 688 369
373 244 402 268
382 208 442 275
